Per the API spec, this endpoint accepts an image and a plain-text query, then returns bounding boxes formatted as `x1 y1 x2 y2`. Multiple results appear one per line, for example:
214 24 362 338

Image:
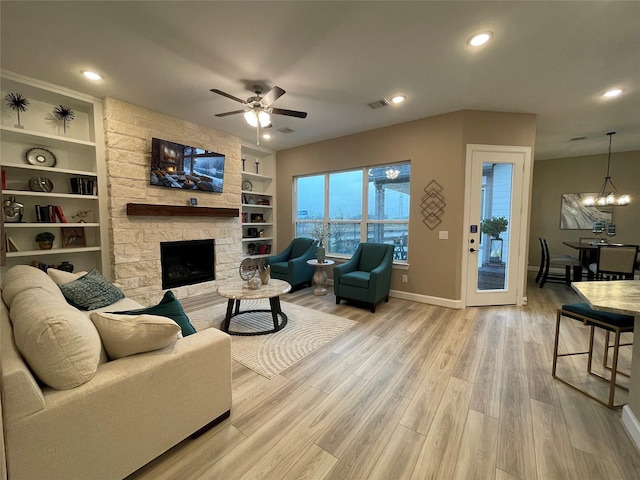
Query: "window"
295 162 410 260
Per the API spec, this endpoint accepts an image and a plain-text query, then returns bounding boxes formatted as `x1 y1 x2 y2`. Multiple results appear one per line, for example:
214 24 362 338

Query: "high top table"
216 279 291 335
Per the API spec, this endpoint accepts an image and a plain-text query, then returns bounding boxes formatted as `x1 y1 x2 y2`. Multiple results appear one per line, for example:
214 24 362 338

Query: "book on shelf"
70 177 96 195
53 205 68 223
6 236 19 252
35 205 67 223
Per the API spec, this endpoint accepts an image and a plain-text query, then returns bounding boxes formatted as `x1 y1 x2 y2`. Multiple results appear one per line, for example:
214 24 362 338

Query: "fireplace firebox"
160 239 215 289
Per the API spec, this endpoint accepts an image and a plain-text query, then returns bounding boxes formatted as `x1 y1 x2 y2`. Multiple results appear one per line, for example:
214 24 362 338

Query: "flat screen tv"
150 137 225 193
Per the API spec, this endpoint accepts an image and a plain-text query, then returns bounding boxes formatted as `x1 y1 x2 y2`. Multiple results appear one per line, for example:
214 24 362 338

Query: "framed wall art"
560 193 612 230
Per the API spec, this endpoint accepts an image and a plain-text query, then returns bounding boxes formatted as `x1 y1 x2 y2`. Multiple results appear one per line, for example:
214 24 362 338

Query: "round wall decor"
25 147 57 167
242 180 253 191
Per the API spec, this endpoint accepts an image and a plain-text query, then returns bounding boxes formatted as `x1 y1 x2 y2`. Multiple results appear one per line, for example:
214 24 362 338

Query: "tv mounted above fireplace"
150 137 225 193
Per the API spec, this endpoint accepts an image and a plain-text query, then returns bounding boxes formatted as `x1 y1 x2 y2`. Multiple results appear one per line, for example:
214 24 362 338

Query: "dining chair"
553 303 634 408
536 238 581 287
588 244 639 280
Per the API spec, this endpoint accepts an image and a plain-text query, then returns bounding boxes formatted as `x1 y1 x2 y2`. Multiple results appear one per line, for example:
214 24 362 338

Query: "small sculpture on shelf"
52 105 75 134
2 196 24 223
35 231 55 250
5 92 29 129
72 209 91 223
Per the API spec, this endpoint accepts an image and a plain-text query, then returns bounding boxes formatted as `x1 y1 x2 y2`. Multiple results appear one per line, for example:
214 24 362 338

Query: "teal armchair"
334 242 394 312
265 237 317 289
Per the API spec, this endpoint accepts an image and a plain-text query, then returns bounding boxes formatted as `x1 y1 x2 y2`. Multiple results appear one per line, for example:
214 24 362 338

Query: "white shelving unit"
1 71 108 274
241 143 276 258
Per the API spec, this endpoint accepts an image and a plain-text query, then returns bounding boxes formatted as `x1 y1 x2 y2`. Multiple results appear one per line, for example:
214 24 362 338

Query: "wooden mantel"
126 203 239 218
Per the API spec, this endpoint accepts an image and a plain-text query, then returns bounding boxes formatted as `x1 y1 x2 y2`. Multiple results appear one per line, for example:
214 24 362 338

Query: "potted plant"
35 231 55 250
480 216 508 264
308 223 330 263
480 216 508 239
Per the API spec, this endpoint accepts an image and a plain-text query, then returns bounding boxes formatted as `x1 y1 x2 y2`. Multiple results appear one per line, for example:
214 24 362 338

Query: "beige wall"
276 110 536 302
529 150 640 266
102 98 243 305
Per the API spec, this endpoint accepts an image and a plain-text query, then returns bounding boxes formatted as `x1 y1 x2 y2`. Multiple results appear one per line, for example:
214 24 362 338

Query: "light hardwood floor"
128 275 640 480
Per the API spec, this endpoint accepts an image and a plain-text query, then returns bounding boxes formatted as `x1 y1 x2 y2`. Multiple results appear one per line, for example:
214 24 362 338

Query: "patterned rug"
188 299 356 379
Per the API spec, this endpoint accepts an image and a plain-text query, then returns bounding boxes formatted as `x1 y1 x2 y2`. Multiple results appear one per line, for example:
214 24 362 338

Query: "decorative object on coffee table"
53 104 75 134
239 257 259 282
35 231 55 250
4 92 29 128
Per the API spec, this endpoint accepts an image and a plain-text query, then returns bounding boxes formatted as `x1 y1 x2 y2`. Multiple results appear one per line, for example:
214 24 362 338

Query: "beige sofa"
0 265 232 480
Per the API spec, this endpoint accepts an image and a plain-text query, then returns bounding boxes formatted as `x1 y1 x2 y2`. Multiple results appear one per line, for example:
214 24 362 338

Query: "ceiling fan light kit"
211 84 307 145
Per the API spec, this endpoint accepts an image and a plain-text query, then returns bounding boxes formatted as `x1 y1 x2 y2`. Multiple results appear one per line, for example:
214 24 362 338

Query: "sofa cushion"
9 289 102 390
47 267 88 285
89 312 181 359
59 269 125 310
1 265 65 308
340 271 371 288
112 290 196 336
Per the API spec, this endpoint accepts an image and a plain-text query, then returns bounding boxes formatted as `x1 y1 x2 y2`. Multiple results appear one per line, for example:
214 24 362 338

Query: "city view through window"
295 163 410 259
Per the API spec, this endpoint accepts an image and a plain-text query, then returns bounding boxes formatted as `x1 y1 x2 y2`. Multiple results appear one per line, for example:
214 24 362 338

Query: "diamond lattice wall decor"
421 180 445 230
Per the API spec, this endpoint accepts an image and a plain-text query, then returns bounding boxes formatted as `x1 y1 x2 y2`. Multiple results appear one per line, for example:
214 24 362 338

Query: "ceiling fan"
211 85 307 137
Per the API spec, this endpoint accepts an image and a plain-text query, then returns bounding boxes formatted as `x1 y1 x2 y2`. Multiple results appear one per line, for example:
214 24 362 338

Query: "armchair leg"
336 296 341 305
370 304 376 313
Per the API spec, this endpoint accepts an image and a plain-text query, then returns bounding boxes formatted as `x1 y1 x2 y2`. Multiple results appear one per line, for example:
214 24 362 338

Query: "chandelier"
584 132 630 206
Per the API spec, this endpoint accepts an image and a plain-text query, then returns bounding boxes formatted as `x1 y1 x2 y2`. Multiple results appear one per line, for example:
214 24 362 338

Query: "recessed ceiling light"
390 95 406 104
261 133 272 140
468 32 492 47
81 70 102 81
602 88 622 98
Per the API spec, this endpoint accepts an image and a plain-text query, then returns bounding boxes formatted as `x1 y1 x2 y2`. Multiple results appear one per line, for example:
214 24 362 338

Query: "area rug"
188 299 356 379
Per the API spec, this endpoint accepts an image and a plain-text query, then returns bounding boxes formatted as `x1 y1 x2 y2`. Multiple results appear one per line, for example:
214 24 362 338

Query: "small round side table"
307 259 335 296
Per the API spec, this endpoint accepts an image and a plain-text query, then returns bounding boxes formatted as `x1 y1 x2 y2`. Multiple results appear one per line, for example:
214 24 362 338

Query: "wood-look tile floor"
128 275 640 480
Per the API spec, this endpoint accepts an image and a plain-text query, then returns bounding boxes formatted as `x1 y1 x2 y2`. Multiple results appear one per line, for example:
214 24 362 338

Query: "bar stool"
552 303 634 408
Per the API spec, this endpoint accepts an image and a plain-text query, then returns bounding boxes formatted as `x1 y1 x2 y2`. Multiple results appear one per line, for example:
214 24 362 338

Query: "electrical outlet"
402 274 408 283
439 230 448 240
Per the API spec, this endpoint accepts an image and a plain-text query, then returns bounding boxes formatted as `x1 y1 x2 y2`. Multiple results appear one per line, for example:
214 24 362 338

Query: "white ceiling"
1 1 639 160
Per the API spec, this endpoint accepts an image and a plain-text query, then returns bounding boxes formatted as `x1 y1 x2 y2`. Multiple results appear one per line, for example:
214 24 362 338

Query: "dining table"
563 241 640 280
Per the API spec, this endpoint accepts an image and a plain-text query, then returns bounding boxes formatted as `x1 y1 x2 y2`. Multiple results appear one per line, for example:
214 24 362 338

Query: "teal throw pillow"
59 269 125 311
112 290 196 336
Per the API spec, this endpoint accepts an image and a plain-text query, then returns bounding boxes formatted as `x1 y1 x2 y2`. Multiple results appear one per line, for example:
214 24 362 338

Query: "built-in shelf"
126 203 239 218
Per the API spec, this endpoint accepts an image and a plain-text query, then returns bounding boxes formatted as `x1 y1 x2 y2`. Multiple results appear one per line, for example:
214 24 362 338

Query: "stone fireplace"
160 239 215 289
103 97 243 305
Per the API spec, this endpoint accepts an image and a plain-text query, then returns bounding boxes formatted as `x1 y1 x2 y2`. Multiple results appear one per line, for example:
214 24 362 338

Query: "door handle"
469 248 477 253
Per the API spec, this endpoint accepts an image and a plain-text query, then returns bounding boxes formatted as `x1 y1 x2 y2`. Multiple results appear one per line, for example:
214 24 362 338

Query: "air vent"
277 127 295 134
368 98 390 109
570 136 587 141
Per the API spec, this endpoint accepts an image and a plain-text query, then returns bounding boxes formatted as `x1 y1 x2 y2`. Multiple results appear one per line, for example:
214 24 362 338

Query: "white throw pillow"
89 312 181 360
10 289 102 390
47 268 88 286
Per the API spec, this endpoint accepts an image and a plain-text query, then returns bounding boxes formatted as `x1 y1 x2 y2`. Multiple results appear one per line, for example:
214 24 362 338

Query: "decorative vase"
317 245 326 263
247 276 261 290
38 241 53 250
57 261 74 272
259 264 271 285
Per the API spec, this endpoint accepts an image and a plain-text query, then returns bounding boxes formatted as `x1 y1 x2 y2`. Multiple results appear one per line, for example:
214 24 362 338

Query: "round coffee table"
216 278 291 335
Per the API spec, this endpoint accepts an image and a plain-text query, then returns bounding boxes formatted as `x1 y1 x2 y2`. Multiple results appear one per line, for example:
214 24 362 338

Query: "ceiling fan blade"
215 109 247 117
210 89 246 104
261 86 286 107
271 107 308 119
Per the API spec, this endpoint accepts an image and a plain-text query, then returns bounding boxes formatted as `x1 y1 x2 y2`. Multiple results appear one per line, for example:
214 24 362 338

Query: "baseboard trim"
622 405 640 452
389 289 463 309
328 280 463 309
